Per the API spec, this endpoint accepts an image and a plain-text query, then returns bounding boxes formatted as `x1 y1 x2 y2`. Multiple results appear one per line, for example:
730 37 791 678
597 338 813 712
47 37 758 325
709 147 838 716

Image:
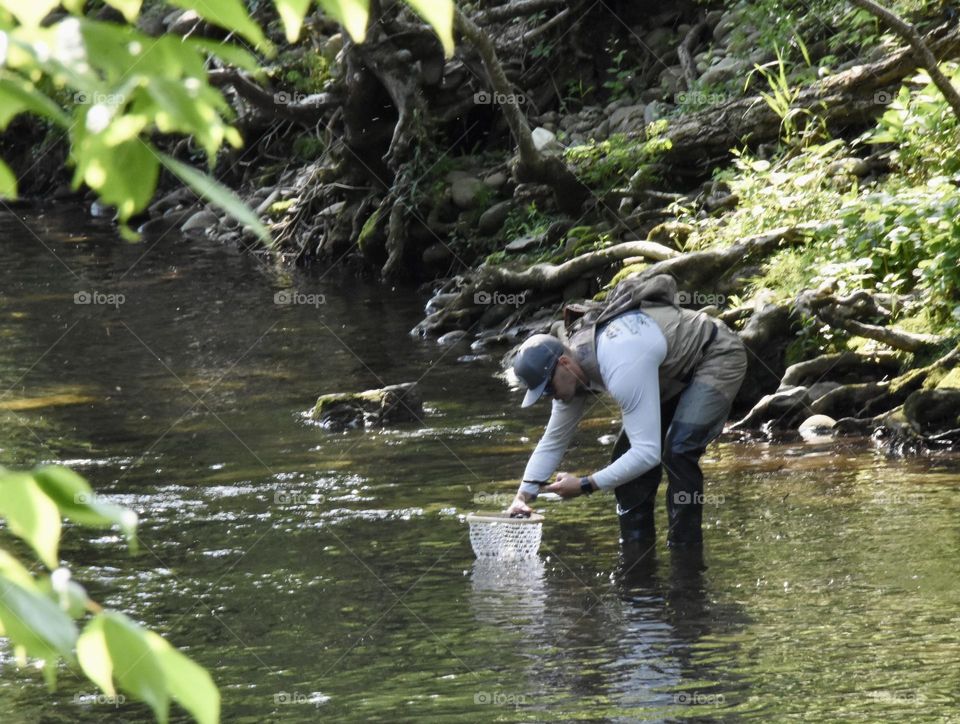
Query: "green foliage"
603 47 636 100
748 45 823 145
0 0 454 243
0 465 218 723
564 124 671 192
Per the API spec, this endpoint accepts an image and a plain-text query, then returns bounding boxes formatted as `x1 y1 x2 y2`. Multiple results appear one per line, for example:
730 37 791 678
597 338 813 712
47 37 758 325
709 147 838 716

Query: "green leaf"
274 0 313 43
158 152 273 247
77 616 117 697
104 0 142 23
0 548 39 592
184 37 261 73
100 613 170 723
169 0 270 53
401 0 454 57
0 158 16 199
0 77 71 128
317 0 369 43
32 466 138 550
72 136 159 222
0 472 61 568
0 576 78 661
148 631 220 724
4 0 59 27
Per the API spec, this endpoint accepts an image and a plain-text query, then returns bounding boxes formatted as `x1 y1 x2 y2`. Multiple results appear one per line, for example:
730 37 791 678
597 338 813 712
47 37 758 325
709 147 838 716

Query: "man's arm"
510 395 586 507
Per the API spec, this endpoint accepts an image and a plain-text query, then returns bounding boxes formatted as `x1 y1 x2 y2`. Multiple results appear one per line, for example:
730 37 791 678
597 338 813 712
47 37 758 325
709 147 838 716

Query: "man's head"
512 334 583 407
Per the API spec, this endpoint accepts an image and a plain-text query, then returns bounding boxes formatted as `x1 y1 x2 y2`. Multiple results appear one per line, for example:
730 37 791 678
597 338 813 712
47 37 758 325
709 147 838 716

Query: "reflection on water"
1 208 959 721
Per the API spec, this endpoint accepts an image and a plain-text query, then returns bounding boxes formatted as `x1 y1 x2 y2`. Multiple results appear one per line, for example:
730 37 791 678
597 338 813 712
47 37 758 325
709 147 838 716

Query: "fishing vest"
561 274 719 401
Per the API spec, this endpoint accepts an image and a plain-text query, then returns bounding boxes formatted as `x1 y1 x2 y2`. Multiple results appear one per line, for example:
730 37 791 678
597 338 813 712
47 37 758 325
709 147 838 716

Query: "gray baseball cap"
513 334 565 407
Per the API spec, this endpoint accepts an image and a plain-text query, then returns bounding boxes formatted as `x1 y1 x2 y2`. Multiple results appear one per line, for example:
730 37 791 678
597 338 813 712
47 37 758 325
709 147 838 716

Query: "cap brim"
521 378 550 407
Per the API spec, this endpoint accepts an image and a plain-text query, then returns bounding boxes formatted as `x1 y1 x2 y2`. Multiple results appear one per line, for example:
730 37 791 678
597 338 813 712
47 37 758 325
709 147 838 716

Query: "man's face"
548 356 579 403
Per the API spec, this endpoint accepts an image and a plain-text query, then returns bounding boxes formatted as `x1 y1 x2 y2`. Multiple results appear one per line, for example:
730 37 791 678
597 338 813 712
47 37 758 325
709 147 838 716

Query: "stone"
438 330 468 345
322 33 343 62
483 172 507 189
181 210 219 233
798 414 837 431
310 383 423 431
451 176 487 210
478 200 512 236
421 243 453 268
644 102 667 125
531 127 562 154
700 56 751 87
658 65 684 96
609 103 646 133
505 234 543 253
903 389 960 434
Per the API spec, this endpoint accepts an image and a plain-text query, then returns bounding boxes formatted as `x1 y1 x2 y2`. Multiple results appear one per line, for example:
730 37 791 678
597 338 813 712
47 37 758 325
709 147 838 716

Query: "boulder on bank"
310 382 423 430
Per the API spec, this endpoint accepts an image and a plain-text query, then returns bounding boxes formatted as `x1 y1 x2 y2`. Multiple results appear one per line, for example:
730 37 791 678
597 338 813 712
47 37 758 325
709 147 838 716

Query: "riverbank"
3 0 958 449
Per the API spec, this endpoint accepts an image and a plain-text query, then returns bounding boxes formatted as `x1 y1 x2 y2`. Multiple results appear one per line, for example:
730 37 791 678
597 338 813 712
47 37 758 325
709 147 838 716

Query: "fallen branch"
208 69 339 124
480 240 680 291
850 0 960 121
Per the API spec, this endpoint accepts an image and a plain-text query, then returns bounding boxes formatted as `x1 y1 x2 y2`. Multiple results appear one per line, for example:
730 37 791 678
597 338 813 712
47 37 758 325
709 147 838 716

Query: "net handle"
467 512 544 524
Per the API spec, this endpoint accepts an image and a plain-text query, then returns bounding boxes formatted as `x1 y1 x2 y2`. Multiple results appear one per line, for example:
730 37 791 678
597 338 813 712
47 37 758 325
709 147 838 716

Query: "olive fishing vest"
561 274 719 401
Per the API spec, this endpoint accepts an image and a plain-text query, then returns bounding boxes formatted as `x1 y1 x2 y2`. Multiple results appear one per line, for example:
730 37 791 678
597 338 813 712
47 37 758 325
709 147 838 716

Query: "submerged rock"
310 383 423 431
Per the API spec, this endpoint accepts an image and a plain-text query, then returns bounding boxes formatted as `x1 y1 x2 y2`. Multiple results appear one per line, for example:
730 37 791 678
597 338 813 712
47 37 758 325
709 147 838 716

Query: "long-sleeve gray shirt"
520 311 667 495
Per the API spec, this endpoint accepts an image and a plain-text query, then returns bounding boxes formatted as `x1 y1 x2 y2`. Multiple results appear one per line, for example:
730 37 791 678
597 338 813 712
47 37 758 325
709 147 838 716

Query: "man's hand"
545 471 584 499
506 492 534 517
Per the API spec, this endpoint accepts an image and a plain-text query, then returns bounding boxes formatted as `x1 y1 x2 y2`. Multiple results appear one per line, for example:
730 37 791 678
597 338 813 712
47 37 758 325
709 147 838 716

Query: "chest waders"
562 275 748 548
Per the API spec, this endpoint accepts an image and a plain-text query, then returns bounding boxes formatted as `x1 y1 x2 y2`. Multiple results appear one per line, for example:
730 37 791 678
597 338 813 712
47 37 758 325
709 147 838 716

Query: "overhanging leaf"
158 152 273 247
32 466 138 551
317 0 368 44
274 0 313 44
148 631 220 724
0 472 61 568
402 0 454 57
0 576 78 662
0 159 16 199
168 0 271 53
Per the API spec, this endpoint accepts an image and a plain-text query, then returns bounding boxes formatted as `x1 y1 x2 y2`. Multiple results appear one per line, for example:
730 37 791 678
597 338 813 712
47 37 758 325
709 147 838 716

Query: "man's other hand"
545 471 582 498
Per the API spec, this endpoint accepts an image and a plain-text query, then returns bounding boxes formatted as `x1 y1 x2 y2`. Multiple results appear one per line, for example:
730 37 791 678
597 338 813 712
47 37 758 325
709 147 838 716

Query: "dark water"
1 207 958 722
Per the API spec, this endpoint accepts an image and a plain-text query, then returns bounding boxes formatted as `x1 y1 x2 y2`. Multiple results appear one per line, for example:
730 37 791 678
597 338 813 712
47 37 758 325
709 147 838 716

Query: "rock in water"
310 383 423 431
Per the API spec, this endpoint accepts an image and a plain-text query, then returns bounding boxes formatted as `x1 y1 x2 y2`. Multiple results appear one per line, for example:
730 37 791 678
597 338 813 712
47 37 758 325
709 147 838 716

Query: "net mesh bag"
466 512 543 559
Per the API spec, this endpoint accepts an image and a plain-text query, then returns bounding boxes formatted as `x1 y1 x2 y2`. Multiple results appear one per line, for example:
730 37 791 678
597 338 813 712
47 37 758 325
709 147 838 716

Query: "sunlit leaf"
184 37 261 73
0 548 39 592
4 0 59 27
0 472 61 568
104 0 142 23
77 615 117 697
402 0 454 57
101 613 170 722
0 158 16 199
148 631 220 724
158 152 273 247
318 0 368 43
274 0 312 43
168 0 270 52
32 466 138 550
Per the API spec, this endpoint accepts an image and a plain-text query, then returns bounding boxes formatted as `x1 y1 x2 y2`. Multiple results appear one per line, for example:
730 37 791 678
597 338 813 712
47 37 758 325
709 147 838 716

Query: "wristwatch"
580 476 594 495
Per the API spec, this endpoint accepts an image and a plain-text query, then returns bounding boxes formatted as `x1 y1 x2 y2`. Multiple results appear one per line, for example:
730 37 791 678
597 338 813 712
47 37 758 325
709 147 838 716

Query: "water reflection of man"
506 279 747 549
